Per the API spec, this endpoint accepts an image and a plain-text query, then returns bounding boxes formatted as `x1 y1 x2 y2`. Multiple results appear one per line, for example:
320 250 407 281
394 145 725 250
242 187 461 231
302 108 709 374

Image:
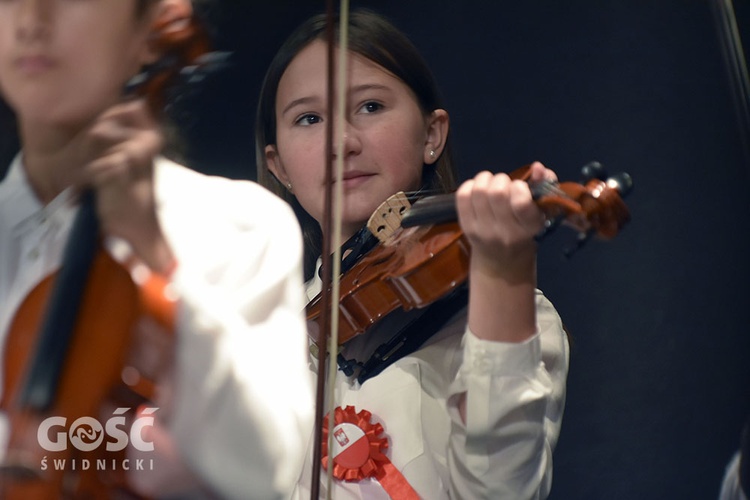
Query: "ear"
423 109 449 164
140 0 194 65
265 144 292 190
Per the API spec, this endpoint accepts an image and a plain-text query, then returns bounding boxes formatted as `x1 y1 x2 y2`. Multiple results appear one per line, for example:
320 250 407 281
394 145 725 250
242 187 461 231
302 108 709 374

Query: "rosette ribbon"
321 406 420 499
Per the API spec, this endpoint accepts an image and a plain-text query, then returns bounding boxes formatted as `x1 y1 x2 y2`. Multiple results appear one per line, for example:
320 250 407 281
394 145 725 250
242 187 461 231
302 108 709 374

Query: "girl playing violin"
0 0 312 498
257 9 569 499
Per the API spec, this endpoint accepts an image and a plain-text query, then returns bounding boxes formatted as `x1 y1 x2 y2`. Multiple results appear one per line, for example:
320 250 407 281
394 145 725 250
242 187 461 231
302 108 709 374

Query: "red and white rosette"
321 406 420 499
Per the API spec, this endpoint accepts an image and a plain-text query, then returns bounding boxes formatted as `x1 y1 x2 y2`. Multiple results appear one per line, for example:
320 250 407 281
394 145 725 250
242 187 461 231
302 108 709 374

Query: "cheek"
67 35 140 103
374 126 425 187
275 136 327 218
83 18 147 73
277 130 326 180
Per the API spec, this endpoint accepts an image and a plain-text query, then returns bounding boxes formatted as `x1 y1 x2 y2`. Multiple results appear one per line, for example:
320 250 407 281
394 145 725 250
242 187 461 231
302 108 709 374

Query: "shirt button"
28 248 39 260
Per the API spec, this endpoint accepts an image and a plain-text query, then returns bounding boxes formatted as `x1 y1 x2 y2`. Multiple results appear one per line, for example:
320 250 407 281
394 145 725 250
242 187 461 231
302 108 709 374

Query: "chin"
344 199 380 223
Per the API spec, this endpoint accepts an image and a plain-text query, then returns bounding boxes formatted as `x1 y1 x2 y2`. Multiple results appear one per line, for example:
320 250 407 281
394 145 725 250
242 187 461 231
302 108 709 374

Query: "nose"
16 0 52 42
332 121 362 158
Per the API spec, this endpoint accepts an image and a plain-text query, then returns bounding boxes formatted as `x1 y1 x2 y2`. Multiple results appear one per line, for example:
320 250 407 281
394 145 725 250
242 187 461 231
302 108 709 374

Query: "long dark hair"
0 98 18 180
256 9 457 280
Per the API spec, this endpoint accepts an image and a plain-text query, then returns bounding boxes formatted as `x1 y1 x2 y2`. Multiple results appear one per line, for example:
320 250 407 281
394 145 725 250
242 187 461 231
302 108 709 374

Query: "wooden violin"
0 8 214 499
306 162 633 347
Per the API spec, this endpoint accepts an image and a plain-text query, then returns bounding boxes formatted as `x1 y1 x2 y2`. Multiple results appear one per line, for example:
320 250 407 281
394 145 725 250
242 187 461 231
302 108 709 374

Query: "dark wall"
184 2 749 499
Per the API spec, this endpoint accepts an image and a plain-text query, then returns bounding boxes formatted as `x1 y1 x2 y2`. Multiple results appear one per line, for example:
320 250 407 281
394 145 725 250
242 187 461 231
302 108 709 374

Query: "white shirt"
0 155 314 499
294 263 569 499
720 452 749 500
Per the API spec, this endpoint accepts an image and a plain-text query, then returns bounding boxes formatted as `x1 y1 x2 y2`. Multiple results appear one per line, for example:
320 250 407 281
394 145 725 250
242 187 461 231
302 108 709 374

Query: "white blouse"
293 260 569 499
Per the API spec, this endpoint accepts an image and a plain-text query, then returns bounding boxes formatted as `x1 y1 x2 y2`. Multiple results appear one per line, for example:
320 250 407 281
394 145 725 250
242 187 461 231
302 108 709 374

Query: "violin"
306 162 633 347
0 8 214 499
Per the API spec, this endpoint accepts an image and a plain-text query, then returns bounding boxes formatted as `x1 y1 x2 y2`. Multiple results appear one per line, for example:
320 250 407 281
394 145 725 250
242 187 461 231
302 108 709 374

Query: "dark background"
2 1 749 498
178 0 750 500
184 2 750 499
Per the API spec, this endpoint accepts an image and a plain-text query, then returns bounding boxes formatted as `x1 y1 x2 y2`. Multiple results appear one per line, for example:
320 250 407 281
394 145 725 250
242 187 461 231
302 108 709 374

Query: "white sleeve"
156 168 313 500
720 452 749 500
446 291 568 499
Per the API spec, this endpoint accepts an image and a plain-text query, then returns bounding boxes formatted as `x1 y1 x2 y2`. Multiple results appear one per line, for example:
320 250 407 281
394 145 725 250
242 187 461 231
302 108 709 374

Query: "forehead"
277 39 405 101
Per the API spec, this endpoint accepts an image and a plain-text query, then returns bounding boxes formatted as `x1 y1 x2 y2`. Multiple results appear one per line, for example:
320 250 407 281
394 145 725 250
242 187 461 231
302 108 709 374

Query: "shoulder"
0 154 24 199
152 158 303 270
153 158 299 235
155 159 294 217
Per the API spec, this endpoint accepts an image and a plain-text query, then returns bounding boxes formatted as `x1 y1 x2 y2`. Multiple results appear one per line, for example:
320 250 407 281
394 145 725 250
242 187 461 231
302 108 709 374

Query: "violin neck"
399 179 556 228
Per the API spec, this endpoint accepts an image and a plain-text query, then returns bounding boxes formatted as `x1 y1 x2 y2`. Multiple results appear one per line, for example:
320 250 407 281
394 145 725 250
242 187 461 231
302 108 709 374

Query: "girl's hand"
77 99 174 275
455 161 556 282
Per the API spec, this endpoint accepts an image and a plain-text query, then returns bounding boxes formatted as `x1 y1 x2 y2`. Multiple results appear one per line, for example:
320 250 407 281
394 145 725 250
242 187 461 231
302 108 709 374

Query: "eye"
359 101 383 114
294 113 322 126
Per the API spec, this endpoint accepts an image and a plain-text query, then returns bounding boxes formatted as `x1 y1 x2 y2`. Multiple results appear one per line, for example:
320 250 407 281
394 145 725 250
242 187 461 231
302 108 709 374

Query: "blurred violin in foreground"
0 9 225 499
307 161 633 347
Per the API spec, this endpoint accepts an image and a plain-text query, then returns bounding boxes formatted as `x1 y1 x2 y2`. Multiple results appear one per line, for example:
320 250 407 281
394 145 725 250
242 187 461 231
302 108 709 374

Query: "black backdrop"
2 1 748 499
182 2 750 498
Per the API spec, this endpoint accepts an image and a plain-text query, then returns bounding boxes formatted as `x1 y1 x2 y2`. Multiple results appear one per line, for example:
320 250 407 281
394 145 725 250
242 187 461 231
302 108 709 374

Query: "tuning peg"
580 161 607 181
607 172 634 198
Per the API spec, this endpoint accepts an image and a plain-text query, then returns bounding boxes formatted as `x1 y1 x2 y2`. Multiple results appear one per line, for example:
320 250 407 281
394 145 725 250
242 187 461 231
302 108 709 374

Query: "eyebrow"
281 96 320 117
350 83 391 95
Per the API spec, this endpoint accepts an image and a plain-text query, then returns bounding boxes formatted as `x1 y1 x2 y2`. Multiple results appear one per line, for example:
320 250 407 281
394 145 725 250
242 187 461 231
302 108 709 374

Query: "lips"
340 171 375 188
15 55 55 75
343 170 375 181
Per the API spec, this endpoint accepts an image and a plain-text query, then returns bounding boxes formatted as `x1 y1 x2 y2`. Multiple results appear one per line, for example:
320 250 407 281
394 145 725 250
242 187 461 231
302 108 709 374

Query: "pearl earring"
429 150 436 159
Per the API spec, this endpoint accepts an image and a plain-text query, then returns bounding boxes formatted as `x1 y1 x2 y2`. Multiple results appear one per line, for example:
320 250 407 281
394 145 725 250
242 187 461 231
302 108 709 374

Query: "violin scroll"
533 162 633 256
127 6 228 114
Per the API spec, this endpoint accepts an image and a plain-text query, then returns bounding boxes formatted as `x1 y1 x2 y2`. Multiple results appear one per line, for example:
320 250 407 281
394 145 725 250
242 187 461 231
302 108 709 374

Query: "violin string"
402 179 570 201
531 180 569 200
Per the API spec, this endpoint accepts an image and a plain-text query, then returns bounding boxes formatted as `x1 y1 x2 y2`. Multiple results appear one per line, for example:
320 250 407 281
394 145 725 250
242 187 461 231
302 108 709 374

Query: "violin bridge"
367 192 411 244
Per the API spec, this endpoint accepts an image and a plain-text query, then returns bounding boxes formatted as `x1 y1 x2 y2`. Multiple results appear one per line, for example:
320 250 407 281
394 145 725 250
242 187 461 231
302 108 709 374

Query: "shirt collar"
0 153 76 233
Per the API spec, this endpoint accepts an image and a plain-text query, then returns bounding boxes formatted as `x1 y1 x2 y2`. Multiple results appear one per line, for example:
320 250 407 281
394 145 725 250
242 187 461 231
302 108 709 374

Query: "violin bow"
711 0 750 173
311 1 350 498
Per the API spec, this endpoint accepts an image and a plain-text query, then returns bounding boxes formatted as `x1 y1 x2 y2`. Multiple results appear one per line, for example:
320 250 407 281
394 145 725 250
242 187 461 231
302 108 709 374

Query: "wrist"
130 254 179 332
131 229 176 278
470 241 537 285
159 256 178 279
468 252 537 343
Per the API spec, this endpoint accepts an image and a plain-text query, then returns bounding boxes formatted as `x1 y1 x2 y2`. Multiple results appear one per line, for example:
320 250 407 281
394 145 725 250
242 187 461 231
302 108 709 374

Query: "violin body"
307 222 471 345
1 250 146 498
